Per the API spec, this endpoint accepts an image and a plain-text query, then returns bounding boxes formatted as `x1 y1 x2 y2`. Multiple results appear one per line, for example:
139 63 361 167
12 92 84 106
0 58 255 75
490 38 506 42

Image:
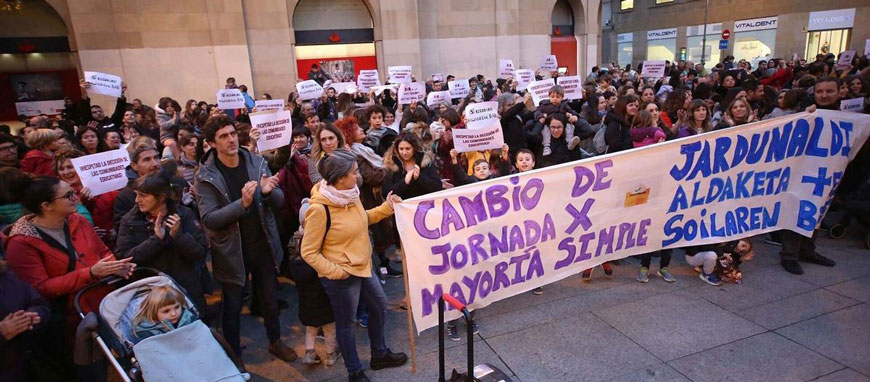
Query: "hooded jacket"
300 183 393 280
603 110 633 153
20 149 54 176
193 148 284 286
381 147 442 200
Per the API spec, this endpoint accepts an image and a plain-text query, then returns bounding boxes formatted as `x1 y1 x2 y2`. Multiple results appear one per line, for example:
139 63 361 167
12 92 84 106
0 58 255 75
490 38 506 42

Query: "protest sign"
448 79 471 99
84 71 123 98
395 110 870 333
499 59 515 79
70 149 131 196
251 110 293 152
398 82 425 104
840 98 863 112
556 76 583 100
454 101 505 153
388 65 413 84
432 73 444 82
357 70 381 92
296 80 324 101
326 81 355 94
254 99 284 112
372 84 399 96
527 78 555 106
539 55 558 71
836 50 856 71
426 91 451 108
865 39 870 57
515 69 534 91
641 60 667 78
216 88 245 110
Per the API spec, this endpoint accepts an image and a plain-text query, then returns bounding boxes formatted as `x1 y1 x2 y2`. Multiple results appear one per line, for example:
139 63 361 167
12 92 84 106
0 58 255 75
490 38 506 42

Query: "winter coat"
533 100 578 121
381 148 443 199
19 150 54 176
80 189 117 246
133 306 197 341
287 246 334 327
77 96 125 130
156 106 180 144
356 151 394 252
540 133 582 168
113 180 137 232
277 152 313 234
0 267 50 382
0 202 93 226
114 204 208 309
630 126 667 148
603 110 633 153
193 148 285 287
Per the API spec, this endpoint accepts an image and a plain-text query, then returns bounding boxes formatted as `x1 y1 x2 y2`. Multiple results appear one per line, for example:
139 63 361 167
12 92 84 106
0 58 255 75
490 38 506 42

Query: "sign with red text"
454 101 504 153
641 60 667 78
398 82 425 104
254 99 285 112
84 71 123 98
251 110 293 152
217 89 245 109
557 76 583 100
527 78 555 106
70 149 131 196
357 70 381 92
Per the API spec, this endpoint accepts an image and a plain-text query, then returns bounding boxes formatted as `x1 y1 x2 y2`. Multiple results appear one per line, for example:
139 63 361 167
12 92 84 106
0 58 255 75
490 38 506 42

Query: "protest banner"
395 110 870 333
357 70 381 92
398 82 426 104
840 98 863 113
448 79 471 99
388 65 413 84
499 59 515 79
254 99 285 112
453 101 505 153
515 69 534 91
84 71 123 98
296 80 324 101
539 55 558 71
836 50 856 71
251 110 293 152
326 81 355 94
556 76 583 100
70 149 131 196
641 60 667 78
426 91 451 108
216 88 245 110
527 78 556 106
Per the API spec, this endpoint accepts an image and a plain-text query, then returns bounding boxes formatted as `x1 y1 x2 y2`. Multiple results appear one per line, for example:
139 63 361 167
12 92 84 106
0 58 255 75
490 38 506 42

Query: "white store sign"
808 8 855 31
734 16 779 32
647 28 677 41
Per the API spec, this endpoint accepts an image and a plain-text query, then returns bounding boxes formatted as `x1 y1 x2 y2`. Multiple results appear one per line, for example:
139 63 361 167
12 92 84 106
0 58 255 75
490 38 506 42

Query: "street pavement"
235 229 870 382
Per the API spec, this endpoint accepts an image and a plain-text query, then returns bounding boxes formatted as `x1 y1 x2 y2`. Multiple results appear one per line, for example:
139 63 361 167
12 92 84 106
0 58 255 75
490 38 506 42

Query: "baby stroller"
74 268 249 382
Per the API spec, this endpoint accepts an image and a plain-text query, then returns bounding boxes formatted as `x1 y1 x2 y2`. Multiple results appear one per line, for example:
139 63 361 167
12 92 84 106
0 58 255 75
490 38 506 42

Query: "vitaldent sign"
808 9 855 31
734 16 778 33
647 28 677 41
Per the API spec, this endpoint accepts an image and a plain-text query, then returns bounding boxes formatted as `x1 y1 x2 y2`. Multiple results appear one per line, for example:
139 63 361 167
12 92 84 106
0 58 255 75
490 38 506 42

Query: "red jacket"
3 213 114 327
79 189 119 245
761 68 793 90
20 149 54 176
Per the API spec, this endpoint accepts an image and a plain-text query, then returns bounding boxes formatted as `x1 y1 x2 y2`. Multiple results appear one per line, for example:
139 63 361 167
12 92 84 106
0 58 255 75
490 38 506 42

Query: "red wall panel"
551 36 578 76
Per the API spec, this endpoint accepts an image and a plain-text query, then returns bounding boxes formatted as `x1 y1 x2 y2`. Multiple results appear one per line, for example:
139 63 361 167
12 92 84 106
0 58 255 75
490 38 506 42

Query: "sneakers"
348 370 370 382
637 267 650 283
658 268 677 283
543 146 552 156
447 324 460 341
699 271 721 286
781 260 804 275
357 317 368 328
568 136 581 150
268 340 298 362
369 349 408 370
325 350 341 366
302 349 322 365
383 262 404 278
532 286 544 295
581 268 592 282
470 321 480 336
602 262 613 277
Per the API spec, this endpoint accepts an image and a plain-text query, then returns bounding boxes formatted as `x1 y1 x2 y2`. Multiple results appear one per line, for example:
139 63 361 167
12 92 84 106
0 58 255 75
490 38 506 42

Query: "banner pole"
399 243 417 373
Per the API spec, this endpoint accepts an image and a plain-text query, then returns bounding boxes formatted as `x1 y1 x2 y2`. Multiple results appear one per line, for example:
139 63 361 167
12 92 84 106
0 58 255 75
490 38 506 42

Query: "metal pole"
701 0 709 68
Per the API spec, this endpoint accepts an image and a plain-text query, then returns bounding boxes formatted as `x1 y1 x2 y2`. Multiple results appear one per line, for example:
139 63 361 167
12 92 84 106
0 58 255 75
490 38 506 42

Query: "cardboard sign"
326 81 355 94
84 71 123 98
432 73 444 82
499 59 515 79
296 80 324 101
357 70 381 92
251 110 293 152
516 69 535 91
556 76 583 100
254 99 285 112
70 149 130 196
454 101 504 153
398 82 425 104
836 50 856 71
527 78 556 106
388 65 413 84
539 55 558 71
840 98 863 112
641 60 667 78
426 91 451 107
217 88 245 109
448 79 471 99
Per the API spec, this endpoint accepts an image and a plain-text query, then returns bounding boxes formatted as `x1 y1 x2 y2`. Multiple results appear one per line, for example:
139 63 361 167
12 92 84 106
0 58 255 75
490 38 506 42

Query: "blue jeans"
320 269 388 373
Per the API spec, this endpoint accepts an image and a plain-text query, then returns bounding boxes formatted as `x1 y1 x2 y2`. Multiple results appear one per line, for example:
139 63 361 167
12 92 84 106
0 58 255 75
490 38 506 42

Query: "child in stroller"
133 285 197 341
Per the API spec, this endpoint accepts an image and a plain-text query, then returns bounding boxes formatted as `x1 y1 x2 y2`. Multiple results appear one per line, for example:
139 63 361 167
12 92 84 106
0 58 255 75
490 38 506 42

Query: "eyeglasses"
53 190 76 201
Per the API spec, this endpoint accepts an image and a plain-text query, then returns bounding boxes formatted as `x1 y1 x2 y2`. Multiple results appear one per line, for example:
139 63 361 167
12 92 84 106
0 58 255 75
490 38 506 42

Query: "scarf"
351 142 384 168
318 180 360 207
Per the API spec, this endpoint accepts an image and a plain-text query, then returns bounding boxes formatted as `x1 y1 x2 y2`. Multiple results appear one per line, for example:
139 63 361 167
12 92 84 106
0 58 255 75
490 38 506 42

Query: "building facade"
601 0 870 69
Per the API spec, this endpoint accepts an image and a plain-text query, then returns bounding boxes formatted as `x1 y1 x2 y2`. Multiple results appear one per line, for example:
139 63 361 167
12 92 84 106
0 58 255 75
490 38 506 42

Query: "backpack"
592 119 609 155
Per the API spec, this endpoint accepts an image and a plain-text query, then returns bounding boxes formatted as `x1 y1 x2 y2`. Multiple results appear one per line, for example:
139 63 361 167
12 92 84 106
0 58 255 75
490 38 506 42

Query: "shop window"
734 29 776 67
805 29 850 58
620 0 633 11
655 0 674 4
618 43 633 67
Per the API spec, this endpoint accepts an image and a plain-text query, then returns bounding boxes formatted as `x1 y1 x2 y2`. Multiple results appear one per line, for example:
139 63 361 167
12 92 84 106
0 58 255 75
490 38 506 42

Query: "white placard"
499 59 516 79
432 73 444 82
372 84 398 96
516 69 535 91
540 55 558 71
840 98 863 112
388 65 413 84
836 50 856 71
527 78 555 106
70 149 131 196
217 89 246 110
251 110 293 152
254 99 285 112
84 71 123 98
326 81 355 94
865 39 870 57
357 70 381 92
15 100 65 116
398 82 426 104
641 60 667 78
556 76 583 100
426 91 452 107
454 101 504 153
296 80 324 101
448 79 470 99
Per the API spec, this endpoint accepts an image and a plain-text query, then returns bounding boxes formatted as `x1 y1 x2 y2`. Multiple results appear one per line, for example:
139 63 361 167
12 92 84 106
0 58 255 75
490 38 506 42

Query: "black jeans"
640 249 672 268
780 229 818 261
221 248 281 356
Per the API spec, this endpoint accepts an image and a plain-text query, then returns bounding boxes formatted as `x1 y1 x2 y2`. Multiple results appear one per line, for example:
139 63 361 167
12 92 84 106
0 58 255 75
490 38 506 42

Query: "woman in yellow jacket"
301 148 406 382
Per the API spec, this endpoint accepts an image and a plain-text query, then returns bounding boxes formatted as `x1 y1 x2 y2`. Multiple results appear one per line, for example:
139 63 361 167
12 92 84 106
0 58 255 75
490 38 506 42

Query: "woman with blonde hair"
20 129 59 176
714 98 757 130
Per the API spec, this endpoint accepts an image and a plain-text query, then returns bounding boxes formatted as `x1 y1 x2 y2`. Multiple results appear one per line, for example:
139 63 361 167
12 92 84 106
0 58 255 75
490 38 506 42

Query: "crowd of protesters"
0 50 869 382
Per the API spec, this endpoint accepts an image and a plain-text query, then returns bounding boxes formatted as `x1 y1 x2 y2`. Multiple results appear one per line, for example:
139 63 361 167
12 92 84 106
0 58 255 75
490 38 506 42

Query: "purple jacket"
630 126 667 148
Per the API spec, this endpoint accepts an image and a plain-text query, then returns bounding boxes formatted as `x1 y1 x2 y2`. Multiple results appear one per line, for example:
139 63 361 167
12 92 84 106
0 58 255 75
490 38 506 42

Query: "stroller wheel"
829 224 846 239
